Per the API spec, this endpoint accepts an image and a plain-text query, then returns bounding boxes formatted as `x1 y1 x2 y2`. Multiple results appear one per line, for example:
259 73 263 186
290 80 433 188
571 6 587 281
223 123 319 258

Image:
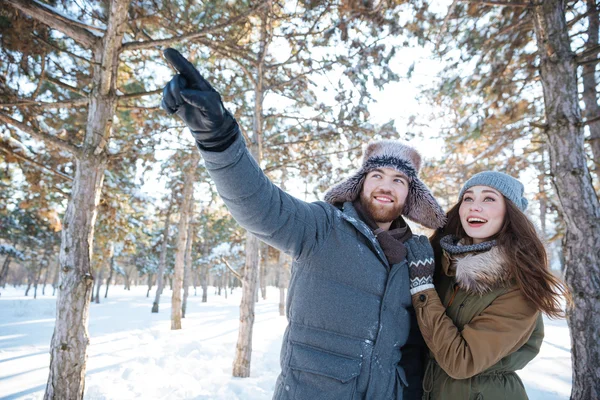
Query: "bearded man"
160 48 446 400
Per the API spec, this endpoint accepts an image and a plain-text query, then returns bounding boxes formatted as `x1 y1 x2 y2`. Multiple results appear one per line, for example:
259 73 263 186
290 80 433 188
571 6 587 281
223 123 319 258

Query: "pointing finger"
163 48 216 92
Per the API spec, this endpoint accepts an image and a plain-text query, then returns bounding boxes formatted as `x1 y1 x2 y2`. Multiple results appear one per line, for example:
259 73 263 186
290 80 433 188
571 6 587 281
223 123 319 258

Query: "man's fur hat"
324 140 446 229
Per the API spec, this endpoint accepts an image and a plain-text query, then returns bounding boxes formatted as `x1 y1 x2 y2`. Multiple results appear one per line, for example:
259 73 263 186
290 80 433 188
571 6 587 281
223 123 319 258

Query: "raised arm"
160 48 331 259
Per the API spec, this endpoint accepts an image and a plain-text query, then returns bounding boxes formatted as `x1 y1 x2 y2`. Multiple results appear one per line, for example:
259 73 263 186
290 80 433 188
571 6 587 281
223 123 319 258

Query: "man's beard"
359 190 404 223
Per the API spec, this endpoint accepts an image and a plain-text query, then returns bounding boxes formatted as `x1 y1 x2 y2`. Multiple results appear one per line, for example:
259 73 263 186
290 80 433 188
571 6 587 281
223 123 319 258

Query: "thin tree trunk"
277 249 289 317
104 255 114 299
33 259 45 299
260 243 267 301
0 255 12 288
152 197 173 313
94 265 104 304
41 257 51 296
52 254 59 296
532 3 600 399
146 274 153 298
233 232 260 377
193 267 198 296
232 8 269 378
538 149 548 238
582 0 600 183
202 263 208 302
182 204 194 319
94 245 112 304
25 260 36 296
171 151 199 329
224 268 228 299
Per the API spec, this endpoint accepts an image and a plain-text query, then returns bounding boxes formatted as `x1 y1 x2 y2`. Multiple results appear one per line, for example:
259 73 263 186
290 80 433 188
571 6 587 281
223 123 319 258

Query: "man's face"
359 167 409 225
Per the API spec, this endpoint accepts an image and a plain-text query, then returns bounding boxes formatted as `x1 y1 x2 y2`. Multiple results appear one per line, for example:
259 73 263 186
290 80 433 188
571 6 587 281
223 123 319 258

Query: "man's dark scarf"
353 200 413 265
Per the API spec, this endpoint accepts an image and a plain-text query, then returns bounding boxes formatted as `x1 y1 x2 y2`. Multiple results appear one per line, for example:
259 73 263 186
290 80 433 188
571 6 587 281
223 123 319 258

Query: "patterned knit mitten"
406 235 435 295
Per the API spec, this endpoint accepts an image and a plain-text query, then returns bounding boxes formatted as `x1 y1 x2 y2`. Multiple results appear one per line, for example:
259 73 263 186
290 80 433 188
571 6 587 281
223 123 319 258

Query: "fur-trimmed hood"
440 235 513 295
323 140 446 229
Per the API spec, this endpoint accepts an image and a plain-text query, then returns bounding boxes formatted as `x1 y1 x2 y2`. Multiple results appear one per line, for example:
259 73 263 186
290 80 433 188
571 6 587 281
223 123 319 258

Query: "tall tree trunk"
233 232 260 377
182 204 194 319
52 255 59 296
277 249 289 317
193 267 198 296
94 244 112 304
104 254 114 299
39 0 129 397
25 269 32 296
538 149 548 238
171 151 199 329
260 242 267 301
94 265 104 304
224 268 228 299
0 255 12 288
582 0 600 183
532 2 600 399
146 274 153 298
33 259 45 299
152 197 173 313
232 7 269 378
202 263 208 303
42 261 49 296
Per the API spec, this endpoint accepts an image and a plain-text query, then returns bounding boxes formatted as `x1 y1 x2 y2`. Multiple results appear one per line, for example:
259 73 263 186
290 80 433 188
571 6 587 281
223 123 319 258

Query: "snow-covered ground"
0 286 571 399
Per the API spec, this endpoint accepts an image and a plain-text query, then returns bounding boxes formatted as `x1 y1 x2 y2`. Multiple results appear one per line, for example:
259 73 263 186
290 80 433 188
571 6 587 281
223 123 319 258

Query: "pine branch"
0 143 73 181
32 33 94 64
568 5 600 28
0 99 89 109
578 56 600 65
459 0 533 7
583 114 600 126
221 257 243 281
45 76 89 96
0 111 82 157
116 105 160 110
117 88 162 99
121 2 268 52
6 0 101 48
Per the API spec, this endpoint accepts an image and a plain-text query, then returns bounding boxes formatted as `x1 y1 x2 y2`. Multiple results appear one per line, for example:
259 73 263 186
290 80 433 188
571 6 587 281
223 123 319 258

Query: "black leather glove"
161 48 239 152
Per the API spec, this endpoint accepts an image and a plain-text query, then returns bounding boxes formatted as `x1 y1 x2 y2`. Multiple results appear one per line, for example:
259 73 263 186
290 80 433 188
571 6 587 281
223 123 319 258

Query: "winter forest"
0 0 598 399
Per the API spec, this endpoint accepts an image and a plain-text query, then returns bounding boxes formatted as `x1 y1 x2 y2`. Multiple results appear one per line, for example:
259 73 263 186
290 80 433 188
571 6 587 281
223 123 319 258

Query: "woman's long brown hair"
431 199 571 319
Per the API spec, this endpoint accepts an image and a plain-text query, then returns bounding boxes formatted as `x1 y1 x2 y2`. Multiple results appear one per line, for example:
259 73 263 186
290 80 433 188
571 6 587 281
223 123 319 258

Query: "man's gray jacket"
200 136 425 400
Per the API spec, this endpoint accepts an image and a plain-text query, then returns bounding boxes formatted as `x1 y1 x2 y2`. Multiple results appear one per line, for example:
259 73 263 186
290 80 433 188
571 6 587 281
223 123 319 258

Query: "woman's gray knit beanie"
458 171 528 211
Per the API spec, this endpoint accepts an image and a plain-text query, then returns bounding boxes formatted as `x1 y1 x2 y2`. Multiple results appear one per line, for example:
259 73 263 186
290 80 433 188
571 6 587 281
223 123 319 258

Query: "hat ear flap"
403 178 447 229
324 173 365 205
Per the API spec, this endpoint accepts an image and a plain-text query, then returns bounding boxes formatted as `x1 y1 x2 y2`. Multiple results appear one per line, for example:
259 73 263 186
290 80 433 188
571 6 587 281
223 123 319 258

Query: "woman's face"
459 185 507 244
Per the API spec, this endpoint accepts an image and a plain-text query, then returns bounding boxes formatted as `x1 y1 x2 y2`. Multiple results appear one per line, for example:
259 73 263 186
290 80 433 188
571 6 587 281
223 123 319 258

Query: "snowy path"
0 286 571 399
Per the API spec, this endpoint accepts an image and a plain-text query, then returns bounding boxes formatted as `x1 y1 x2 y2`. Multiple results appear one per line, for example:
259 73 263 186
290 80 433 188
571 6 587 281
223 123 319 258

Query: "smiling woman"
405 170 571 400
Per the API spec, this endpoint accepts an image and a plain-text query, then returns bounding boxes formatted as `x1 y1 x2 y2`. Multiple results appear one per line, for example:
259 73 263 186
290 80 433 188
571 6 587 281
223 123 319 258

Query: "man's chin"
366 202 402 223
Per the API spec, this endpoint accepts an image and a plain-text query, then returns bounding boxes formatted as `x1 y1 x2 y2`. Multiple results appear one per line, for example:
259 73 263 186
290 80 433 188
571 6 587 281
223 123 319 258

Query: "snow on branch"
6 0 101 48
0 244 25 260
0 111 82 157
